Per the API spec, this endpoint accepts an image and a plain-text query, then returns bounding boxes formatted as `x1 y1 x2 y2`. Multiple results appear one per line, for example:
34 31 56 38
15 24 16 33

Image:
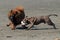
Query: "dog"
21 14 58 30
7 6 25 30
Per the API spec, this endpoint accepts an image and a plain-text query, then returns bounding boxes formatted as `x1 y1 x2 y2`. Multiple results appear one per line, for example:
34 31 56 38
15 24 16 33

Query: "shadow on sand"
31 28 58 30
16 27 28 30
16 27 58 30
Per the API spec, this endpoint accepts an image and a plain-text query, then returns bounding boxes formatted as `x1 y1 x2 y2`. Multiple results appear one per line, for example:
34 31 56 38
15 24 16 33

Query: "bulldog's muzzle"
9 15 15 21
9 15 17 25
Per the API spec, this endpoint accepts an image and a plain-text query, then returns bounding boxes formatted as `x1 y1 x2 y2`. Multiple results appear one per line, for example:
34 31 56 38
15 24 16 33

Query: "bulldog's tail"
48 14 58 17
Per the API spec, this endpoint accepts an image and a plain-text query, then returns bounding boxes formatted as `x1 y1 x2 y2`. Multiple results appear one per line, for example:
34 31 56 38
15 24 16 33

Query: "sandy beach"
0 0 60 40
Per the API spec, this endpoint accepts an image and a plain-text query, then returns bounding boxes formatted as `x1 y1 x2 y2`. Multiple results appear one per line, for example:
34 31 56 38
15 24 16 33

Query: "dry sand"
0 0 60 40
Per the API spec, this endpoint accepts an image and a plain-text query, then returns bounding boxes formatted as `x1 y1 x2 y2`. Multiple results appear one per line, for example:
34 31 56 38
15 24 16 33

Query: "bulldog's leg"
7 21 12 27
48 21 56 29
6 21 16 30
9 23 16 30
27 17 36 30
27 23 34 30
46 19 56 29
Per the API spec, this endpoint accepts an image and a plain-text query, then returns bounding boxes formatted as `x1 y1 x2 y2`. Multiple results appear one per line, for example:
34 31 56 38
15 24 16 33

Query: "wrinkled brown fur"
22 14 58 30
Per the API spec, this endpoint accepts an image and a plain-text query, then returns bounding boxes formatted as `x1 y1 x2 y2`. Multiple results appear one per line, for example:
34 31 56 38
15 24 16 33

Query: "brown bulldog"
7 6 25 30
21 14 58 30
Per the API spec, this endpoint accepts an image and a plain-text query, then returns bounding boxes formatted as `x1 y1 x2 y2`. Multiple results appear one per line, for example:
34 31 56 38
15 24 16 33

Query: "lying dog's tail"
48 14 58 17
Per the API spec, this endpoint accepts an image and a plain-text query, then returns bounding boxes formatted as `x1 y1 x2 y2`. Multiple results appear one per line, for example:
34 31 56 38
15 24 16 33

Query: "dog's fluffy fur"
7 6 25 30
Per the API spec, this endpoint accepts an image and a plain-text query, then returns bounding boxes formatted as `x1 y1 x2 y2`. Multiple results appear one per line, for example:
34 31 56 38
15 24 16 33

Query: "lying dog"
7 6 25 30
21 14 58 30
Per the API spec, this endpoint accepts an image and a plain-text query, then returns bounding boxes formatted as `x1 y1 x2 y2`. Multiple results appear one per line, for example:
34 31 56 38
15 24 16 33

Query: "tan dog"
21 14 58 30
7 6 25 30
